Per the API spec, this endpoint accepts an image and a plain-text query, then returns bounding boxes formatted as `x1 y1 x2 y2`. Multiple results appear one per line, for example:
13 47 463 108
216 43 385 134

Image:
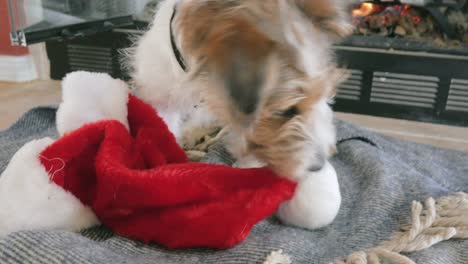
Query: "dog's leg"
157 108 183 142
179 103 220 150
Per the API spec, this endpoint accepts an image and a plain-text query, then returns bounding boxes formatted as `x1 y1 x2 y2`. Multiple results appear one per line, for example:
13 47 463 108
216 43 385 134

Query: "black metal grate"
66 44 113 73
336 69 362 101
45 30 468 126
370 72 439 109
447 79 468 112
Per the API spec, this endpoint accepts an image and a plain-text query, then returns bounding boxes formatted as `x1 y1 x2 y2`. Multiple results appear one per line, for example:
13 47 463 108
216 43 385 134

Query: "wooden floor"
1 80 468 152
335 112 468 152
0 80 61 130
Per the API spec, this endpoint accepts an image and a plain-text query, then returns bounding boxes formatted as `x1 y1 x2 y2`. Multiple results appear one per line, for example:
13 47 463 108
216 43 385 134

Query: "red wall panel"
0 0 28 55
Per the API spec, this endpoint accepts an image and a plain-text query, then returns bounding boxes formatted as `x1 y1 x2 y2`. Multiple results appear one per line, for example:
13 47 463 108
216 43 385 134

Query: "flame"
352 3 378 17
412 16 421 24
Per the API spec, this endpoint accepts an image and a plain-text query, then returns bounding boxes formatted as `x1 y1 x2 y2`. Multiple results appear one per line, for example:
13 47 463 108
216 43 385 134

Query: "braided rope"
333 192 468 264
184 127 227 161
262 193 468 264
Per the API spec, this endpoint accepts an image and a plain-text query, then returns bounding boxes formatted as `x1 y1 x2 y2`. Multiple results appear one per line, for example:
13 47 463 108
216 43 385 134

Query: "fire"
352 3 379 17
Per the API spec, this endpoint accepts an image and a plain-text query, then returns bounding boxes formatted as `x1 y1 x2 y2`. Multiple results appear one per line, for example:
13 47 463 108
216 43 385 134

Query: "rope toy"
261 193 468 264
185 127 226 161
334 192 468 264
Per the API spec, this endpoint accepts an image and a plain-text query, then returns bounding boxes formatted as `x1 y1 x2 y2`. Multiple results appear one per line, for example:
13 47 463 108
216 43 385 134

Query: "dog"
128 0 352 180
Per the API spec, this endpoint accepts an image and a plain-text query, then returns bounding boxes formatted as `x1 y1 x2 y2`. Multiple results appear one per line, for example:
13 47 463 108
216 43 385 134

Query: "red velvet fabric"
39 95 296 249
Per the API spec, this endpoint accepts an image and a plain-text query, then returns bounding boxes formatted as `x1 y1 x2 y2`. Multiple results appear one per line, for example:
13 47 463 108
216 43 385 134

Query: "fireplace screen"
7 0 152 46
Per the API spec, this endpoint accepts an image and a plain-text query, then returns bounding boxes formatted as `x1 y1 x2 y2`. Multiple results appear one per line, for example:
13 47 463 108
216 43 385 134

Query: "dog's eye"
276 106 299 118
249 142 264 149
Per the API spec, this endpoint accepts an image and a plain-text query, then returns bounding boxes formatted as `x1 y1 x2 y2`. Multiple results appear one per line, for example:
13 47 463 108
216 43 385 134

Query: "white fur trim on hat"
56 71 130 136
0 138 99 237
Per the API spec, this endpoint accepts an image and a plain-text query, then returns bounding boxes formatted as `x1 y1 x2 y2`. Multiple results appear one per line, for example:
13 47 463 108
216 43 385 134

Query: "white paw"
156 109 183 142
233 155 266 169
277 162 341 230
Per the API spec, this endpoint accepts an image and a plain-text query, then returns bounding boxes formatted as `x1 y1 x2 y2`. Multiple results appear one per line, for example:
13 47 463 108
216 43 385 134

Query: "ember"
352 3 444 42
349 2 468 48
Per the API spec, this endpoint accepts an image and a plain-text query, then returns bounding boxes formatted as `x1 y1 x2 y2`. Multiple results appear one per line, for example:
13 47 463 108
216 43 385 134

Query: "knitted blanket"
1 107 467 264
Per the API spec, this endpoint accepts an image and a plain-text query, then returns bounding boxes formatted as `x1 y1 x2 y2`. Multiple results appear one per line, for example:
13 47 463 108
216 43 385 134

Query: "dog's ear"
177 3 276 115
288 0 353 41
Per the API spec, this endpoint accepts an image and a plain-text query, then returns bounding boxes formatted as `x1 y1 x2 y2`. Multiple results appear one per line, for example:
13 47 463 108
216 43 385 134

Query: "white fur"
131 0 215 141
310 98 337 159
0 138 99 237
56 71 130 136
277 161 341 229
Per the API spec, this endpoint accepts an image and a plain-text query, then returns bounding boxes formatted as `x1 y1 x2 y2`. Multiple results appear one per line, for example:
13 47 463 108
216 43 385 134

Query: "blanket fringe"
333 192 468 264
263 250 292 264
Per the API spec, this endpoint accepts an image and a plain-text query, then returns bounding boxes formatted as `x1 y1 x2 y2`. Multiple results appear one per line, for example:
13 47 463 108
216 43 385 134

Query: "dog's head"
174 0 352 179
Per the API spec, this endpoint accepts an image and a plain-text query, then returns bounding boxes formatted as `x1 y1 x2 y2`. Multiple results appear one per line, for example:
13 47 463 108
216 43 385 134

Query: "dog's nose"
308 153 325 172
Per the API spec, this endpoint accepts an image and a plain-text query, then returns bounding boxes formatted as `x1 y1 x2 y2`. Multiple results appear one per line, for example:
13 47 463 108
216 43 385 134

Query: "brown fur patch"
293 0 353 39
177 1 275 70
294 0 339 20
200 18 274 75
177 1 278 114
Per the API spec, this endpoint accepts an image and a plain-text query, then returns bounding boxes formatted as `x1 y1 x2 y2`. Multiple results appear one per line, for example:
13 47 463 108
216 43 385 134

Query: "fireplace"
351 1 467 45
333 0 468 126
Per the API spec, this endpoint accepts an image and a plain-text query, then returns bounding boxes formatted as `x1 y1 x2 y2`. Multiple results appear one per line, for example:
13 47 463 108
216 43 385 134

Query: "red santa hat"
0 72 296 249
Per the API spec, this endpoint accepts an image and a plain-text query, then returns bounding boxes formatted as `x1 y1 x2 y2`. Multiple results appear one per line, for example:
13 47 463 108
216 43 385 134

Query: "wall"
0 0 28 56
0 0 45 81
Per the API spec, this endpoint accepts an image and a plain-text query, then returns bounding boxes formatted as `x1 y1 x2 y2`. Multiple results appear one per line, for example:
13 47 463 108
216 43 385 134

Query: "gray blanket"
0 107 467 264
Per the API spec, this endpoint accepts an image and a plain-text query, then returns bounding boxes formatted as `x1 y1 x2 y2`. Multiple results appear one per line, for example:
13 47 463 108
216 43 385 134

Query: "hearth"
333 0 468 126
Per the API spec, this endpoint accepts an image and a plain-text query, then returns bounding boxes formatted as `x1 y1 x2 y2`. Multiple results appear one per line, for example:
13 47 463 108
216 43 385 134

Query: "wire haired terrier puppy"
129 0 352 180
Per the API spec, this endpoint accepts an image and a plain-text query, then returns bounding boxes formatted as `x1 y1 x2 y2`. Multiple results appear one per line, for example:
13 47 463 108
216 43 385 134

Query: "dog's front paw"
277 162 341 230
233 155 266 169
